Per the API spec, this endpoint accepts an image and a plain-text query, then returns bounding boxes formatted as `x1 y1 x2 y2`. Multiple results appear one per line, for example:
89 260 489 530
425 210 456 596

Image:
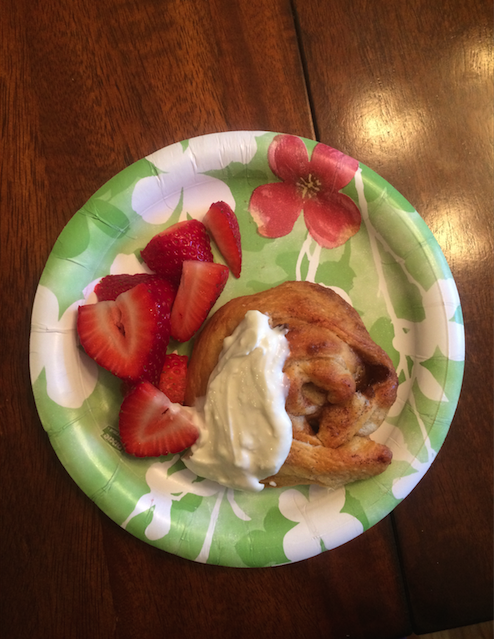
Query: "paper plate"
30 131 464 567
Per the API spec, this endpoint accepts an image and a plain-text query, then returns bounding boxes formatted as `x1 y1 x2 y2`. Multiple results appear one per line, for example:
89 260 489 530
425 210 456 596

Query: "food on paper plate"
158 354 189 405
119 381 199 457
76 204 241 459
77 279 173 386
182 309 293 491
94 273 177 303
203 201 242 278
76 202 398 493
170 261 229 342
184 281 398 490
141 218 214 285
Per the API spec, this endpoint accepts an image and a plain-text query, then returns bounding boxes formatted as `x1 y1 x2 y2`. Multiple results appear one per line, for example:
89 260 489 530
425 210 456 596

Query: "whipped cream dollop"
183 310 292 492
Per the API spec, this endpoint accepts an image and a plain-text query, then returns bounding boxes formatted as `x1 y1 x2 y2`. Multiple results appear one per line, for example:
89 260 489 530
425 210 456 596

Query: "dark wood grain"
1 0 492 637
294 0 493 633
98 515 407 639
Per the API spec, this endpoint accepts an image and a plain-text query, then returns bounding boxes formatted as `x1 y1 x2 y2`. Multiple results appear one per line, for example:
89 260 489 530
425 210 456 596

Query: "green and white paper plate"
30 131 465 567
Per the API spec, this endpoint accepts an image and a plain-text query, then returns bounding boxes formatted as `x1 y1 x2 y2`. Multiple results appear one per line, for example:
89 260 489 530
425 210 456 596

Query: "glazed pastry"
185 281 398 489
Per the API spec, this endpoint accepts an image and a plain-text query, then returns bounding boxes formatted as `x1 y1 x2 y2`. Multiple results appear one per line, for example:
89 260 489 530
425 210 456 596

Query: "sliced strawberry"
77 280 172 385
141 219 213 285
119 381 199 457
158 354 188 404
203 201 242 278
95 273 177 303
170 261 229 342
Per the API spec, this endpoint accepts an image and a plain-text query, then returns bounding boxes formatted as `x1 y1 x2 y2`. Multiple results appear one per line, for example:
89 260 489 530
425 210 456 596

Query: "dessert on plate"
76 211 398 493
185 281 398 490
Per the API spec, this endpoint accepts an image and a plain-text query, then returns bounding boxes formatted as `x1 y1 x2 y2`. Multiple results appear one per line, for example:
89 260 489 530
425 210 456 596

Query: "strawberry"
95 273 176 303
170 261 229 342
119 381 199 457
77 280 172 385
141 219 213 285
158 354 188 404
203 201 242 278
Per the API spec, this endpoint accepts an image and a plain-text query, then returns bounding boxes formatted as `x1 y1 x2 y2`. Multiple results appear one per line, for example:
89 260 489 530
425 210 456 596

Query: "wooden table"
2 1 492 637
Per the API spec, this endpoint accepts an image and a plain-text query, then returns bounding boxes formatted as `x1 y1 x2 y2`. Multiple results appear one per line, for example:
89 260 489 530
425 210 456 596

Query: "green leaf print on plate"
30 131 464 567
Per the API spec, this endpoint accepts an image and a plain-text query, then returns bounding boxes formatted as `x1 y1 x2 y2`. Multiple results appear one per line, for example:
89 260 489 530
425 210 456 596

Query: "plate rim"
29 130 465 567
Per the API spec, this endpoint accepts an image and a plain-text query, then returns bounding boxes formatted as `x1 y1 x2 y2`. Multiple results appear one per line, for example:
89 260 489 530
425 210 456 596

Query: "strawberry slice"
203 201 242 278
119 381 199 457
141 219 213 285
77 280 172 385
170 261 229 342
95 273 176 303
158 354 188 404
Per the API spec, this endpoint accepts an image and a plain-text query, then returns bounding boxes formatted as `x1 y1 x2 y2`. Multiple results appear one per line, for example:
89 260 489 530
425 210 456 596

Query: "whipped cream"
183 310 292 492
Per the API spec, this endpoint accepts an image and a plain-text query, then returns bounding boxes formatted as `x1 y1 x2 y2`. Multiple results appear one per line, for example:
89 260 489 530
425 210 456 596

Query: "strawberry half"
119 381 199 457
95 273 176 303
77 280 172 385
203 201 242 278
158 354 188 404
141 219 213 285
170 261 229 342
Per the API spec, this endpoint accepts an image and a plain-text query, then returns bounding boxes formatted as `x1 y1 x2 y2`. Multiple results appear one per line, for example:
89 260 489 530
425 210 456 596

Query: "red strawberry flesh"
119 381 199 457
158 354 188 404
141 219 213 285
170 261 229 342
77 281 172 385
203 201 242 278
95 273 176 303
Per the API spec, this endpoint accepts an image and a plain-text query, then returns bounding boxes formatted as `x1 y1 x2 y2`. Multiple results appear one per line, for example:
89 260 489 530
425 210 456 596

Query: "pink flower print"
249 135 361 248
